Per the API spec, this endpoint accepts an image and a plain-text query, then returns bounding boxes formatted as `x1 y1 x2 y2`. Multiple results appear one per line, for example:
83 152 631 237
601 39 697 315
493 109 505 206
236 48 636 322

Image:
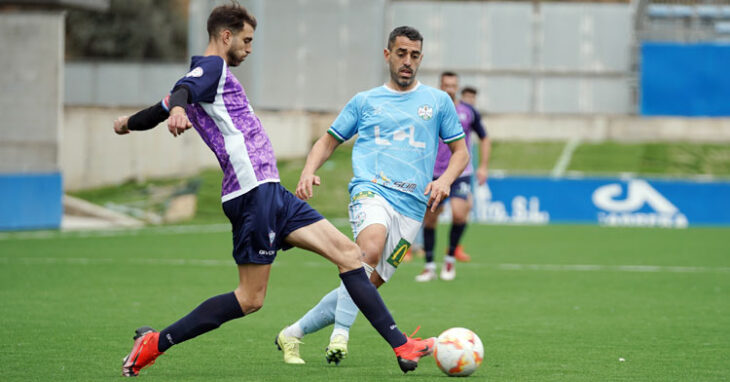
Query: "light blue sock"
296 288 338 335
333 281 359 334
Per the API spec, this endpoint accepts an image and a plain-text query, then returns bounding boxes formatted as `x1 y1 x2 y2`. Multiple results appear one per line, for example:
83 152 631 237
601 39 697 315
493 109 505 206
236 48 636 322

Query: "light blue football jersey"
328 82 465 221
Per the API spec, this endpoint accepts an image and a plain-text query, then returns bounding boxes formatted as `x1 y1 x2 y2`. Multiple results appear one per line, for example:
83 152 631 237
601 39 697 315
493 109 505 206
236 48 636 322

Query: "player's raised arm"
424 138 469 211
296 133 341 200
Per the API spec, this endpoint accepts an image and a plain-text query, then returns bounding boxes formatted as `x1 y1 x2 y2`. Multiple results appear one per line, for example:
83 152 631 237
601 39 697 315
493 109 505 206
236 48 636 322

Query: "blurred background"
1 0 729 230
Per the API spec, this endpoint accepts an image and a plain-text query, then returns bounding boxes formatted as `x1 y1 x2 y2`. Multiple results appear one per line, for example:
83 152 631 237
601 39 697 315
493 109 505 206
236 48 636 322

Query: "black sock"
424 227 435 263
157 292 244 352
339 268 407 348
448 223 467 257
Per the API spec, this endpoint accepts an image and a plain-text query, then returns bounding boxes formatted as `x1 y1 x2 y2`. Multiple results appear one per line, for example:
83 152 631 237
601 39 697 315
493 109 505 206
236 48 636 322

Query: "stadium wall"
0 12 64 230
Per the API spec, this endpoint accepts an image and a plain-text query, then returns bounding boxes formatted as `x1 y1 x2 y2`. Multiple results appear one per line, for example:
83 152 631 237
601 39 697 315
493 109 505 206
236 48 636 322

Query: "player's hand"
424 178 450 212
113 116 130 135
477 166 488 185
168 106 192 137
296 173 321 200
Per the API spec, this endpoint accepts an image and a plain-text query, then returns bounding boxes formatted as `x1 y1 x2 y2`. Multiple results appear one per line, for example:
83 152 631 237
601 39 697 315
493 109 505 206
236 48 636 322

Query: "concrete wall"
61 107 310 190
0 11 64 173
486 115 730 143
62 106 730 190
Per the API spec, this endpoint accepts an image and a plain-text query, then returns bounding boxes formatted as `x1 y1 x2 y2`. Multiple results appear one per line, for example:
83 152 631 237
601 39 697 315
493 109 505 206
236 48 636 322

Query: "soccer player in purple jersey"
113 3 434 377
415 72 491 282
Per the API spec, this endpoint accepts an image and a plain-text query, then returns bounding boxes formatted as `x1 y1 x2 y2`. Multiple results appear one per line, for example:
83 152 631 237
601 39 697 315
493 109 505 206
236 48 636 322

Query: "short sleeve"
328 94 362 142
439 93 466 143
172 56 224 104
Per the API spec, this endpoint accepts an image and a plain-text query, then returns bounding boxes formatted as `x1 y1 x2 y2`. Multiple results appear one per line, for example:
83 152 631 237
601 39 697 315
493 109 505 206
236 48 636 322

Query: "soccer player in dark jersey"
415 72 491 282
114 3 434 376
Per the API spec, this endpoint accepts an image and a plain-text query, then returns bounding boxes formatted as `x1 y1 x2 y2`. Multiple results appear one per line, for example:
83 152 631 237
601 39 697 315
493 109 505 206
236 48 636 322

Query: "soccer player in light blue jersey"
275 26 470 366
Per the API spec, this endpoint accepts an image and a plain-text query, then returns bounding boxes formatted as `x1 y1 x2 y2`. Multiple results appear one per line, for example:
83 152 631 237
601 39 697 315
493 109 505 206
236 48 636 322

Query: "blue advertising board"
0 173 63 230
641 42 730 117
467 175 730 228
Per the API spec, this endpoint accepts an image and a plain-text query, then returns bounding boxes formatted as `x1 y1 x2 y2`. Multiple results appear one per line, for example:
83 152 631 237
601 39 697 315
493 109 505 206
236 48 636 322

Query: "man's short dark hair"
461 86 478 96
207 1 257 40
441 71 458 79
387 26 423 50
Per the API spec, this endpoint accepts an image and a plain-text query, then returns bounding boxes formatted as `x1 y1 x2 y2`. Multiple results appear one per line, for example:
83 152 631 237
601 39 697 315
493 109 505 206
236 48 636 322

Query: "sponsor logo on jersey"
185 66 204 78
393 181 417 193
417 104 433 120
592 179 687 228
258 249 276 256
386 238 411 268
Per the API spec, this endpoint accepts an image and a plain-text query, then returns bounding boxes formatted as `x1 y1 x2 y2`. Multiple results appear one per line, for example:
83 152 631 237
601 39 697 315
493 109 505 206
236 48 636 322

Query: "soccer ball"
433 327 484 377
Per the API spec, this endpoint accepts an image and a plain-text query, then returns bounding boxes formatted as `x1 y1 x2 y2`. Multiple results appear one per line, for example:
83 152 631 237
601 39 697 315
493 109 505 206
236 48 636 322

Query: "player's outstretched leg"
121 327 164 377
286 220 435 373
338 268 436 373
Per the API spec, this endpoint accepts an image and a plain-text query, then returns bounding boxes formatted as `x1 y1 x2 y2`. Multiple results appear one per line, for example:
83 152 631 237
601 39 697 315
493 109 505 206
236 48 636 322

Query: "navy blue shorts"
222 182 324 265
433 175 472 202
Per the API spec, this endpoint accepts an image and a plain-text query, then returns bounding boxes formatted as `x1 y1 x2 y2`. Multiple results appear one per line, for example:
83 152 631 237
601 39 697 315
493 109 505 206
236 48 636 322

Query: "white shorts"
348 191 422 282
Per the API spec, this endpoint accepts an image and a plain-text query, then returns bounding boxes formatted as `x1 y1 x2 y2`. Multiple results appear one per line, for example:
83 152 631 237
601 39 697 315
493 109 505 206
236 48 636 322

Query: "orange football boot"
393 326 436 373
122 327 164 377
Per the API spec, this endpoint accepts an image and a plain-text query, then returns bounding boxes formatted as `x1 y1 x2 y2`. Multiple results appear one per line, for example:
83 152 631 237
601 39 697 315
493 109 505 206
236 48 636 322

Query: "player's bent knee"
234 289 265 315
336 241 362 272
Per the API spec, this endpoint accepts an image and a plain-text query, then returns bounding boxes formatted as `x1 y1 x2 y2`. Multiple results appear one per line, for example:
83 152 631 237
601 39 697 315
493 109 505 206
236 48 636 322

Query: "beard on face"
226 39 246 67
390 65 416 89
227 49 245 67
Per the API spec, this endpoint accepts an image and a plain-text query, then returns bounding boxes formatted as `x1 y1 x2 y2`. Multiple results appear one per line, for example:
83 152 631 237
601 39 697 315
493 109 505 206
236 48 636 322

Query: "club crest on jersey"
268 230 276 247
185 66 204 78
417 104 433 121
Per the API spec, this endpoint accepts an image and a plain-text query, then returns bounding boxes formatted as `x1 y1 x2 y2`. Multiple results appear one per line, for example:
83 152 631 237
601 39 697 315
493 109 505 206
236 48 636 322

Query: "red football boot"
393 326 436 373
121 327 164 377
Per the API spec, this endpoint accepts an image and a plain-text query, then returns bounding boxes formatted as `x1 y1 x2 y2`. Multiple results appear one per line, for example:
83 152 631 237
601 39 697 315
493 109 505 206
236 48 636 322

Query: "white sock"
331 327 349 341
444 256 456 265
425 262 436 271
284 322 304 339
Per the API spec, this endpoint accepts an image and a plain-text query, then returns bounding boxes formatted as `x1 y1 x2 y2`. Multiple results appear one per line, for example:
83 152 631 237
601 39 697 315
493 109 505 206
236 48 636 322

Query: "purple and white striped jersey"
432 101 487 178
167 55 279 202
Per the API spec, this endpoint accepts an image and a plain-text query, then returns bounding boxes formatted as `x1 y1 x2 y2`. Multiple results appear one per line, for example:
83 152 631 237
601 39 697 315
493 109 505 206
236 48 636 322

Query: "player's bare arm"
476 136 491 185
296 133 341 200
424 138 469 211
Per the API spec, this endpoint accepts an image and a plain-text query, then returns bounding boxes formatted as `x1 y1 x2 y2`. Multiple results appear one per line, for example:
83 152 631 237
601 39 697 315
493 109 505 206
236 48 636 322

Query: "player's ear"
383 48 390 60
220 29 232 45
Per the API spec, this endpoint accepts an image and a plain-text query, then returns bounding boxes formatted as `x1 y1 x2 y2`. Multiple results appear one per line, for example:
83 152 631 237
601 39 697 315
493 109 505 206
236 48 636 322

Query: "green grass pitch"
1 224 728 381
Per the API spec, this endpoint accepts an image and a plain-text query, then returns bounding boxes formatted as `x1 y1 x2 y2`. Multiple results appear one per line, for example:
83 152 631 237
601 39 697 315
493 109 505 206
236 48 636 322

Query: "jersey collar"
383 81 421 94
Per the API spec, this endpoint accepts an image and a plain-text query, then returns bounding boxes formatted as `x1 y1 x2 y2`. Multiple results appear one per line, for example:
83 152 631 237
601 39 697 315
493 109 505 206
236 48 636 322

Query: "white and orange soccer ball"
433 327 484 377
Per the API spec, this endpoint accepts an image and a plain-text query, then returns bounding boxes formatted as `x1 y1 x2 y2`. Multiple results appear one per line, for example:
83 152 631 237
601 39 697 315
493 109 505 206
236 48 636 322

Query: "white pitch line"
0 219 353 242
1 256 728 274
551 137 581 177
496 263 730 274
0 224 233 241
